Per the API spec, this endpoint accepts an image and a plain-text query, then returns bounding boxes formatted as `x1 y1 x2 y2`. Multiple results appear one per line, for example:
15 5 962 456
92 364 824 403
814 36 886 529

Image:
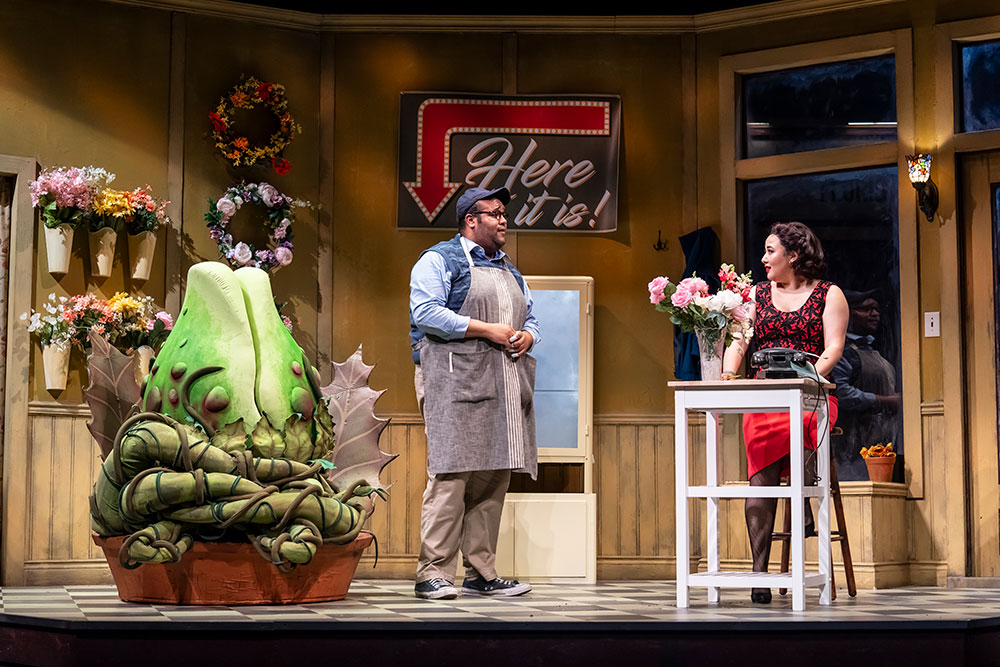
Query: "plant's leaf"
84 332 141 460
312 401 336 459
210 418 250 453
282 414 313 463
249 414 285 459
309 458 336 470
320 345 397 511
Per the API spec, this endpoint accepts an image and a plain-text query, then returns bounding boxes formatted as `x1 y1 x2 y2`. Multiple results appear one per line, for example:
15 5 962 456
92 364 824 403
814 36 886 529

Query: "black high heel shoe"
751 588 772 604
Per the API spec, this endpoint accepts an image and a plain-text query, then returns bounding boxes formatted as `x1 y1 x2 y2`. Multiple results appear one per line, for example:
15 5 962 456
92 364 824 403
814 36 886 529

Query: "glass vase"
695 328 726 382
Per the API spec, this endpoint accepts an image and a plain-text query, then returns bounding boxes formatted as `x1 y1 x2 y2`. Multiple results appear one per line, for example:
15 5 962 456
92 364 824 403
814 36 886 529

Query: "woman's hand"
721 370 740 381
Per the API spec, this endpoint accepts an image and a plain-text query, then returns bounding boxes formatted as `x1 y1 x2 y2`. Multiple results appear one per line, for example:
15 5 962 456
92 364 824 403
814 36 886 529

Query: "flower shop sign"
397 93 620 232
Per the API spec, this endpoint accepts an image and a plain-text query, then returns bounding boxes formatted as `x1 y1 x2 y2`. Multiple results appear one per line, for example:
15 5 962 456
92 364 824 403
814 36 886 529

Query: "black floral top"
753 280 831 357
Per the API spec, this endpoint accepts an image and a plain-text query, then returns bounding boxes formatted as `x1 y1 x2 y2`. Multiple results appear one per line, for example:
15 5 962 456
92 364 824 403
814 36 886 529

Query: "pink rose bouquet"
647 263 754 347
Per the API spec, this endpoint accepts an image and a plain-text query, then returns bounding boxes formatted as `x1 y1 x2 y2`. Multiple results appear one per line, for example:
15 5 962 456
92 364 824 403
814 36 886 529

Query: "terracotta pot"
41 341 71 391
127 231 157 281
89 227 118 278
43 224 74 275
93 532 373 605
865 455 895 483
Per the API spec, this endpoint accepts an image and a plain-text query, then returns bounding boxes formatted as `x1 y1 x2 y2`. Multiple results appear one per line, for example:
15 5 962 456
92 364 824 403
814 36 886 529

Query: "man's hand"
509 331 533 357
467 320 517 348
876 393 902 411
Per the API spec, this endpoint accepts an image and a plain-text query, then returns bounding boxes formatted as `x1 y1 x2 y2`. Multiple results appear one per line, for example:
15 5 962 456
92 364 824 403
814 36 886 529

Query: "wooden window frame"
718 30 922 497
0 155 38 584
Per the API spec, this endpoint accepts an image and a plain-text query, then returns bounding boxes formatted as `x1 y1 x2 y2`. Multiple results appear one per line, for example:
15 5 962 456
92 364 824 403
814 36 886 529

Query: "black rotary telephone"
751 347 828 382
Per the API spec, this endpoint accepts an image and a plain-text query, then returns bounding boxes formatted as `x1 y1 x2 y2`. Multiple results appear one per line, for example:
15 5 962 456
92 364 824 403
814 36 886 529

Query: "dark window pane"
993 184 1000 417
959 38 1000 133
743 167 903 481
741 55 897 159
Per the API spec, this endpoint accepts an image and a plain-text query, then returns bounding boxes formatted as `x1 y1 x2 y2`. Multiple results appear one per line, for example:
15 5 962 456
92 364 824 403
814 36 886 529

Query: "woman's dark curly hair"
768 221 827 280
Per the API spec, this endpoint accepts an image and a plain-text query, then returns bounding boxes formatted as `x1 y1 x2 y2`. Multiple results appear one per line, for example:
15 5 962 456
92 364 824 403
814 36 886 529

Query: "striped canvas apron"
418 243 537 478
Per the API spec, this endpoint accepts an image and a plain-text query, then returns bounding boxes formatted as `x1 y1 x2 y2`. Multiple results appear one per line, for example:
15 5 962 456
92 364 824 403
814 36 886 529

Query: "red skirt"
742 395 839 479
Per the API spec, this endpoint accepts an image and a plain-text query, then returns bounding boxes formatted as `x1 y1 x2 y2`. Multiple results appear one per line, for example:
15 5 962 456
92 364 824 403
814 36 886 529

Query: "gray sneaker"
414 578 458 600
461 575 531 597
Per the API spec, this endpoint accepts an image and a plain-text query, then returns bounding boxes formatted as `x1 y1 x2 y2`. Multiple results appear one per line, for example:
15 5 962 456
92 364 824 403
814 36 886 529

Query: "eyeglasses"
471 208 507 221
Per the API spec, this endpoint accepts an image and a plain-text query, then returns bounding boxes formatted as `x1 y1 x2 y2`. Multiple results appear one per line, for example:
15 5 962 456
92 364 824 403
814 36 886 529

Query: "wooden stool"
771 429 857 599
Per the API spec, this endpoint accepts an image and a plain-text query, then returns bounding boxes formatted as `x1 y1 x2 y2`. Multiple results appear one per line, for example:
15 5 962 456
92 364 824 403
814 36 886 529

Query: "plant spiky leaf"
84 333 141 460
320 345 397 513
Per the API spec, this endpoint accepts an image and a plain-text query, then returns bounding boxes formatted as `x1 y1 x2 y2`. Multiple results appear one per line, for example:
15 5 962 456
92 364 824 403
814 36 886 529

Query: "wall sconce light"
906 153 938 221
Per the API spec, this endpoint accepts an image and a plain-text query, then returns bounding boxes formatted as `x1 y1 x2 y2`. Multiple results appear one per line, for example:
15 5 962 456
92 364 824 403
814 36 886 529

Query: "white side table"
670 378 834 611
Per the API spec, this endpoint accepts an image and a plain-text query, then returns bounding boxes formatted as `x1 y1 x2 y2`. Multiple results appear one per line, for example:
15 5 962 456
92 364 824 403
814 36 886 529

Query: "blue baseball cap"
456 186 510 223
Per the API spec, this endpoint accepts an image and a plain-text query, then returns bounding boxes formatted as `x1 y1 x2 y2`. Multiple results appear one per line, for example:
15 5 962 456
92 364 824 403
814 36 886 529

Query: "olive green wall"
0 0 323 402
180 15 321 358
332 32 687 414
0 0 171 402
3 0 997 415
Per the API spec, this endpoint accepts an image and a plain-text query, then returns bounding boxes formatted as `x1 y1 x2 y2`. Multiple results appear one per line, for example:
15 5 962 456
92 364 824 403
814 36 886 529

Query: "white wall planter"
127 231 157 281
41 342 71 392
43 224 74 275
89 227 117 278
132 344 155 387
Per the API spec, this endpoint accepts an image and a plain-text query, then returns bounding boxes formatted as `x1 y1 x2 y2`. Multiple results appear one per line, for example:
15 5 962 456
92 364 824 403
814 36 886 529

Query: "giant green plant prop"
87 262 395 571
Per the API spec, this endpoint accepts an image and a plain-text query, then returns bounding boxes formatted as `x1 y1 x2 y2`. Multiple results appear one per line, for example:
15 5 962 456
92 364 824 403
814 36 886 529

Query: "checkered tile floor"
3 581 1000 627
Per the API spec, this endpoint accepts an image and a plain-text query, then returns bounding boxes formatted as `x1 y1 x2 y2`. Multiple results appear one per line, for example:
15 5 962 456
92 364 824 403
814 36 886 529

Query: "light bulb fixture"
905 153 938 221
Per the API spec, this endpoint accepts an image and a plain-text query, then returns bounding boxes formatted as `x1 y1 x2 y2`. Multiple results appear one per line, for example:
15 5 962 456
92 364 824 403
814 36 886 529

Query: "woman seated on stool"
721 221 848 604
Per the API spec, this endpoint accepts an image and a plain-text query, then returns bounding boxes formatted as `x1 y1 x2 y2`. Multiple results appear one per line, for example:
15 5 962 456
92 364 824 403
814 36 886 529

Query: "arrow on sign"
403 98 610 223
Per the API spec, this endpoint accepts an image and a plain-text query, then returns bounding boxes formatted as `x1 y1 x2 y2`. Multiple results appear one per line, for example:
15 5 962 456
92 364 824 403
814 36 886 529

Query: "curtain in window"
0 177 11 454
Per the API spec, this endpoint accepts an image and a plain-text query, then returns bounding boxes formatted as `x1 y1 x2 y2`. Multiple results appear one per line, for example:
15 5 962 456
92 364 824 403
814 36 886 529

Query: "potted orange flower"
860 442 896 483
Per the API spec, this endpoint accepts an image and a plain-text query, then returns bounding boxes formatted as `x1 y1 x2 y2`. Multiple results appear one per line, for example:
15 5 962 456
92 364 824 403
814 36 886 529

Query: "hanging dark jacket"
673 227 721 380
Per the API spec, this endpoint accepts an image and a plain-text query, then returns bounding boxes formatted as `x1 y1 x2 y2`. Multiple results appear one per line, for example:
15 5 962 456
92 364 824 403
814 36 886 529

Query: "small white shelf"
688 571 828 588
687 485 826 499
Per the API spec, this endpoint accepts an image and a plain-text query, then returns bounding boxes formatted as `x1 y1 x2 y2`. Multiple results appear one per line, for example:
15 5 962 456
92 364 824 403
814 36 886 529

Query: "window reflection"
959 38 1000 133
744 167 902 480
741 55 897 159
530 289 580 449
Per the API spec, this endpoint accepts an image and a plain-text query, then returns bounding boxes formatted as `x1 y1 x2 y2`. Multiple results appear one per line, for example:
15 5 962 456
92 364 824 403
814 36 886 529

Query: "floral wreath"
205 182 297 273
208 76 301 175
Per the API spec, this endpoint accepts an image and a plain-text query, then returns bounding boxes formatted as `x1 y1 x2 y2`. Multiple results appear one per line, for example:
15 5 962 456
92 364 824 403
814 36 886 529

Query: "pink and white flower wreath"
205 182 301 273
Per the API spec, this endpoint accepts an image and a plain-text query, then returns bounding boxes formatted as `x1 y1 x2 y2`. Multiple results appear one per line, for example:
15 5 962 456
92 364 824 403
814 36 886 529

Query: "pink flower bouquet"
648 263 755 346
29 166 115 229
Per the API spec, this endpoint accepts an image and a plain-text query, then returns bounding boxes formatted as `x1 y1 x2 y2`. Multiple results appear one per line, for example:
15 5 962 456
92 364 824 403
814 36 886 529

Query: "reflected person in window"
721 221 849 604
831 290 901 480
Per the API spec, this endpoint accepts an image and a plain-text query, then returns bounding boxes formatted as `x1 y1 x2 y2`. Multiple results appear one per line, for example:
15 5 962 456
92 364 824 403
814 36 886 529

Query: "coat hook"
653 230 668 252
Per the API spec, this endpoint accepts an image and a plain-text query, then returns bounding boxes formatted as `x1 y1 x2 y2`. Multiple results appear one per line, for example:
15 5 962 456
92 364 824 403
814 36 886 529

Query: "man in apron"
408 186 540 600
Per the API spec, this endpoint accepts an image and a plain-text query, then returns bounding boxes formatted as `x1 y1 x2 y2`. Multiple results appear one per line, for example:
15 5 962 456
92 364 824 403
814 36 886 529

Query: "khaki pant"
414 365 510 583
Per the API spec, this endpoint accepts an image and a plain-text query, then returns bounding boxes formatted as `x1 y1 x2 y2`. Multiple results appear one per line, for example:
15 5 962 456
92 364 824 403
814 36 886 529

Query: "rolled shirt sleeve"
409 251 471 340
522 281 541 350
831 355 876 412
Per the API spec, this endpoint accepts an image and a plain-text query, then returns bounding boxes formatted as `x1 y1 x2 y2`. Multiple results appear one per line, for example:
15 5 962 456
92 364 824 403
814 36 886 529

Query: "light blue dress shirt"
409 236 541 346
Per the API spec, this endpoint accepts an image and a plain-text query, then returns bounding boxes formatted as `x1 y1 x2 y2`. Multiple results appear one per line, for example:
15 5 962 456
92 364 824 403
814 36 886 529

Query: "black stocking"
745 450 817 601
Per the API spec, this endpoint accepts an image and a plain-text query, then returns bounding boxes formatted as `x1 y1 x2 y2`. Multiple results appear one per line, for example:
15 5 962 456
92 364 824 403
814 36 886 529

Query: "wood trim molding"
920 400 944 416
734 142 897 181
165 12 185 314
104 0 903 34
316 32 335 384
934 17 969 578
838 480 909 497
27 401 91 417
1 154 39 586
384 412 699 426
952 128 1000 155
